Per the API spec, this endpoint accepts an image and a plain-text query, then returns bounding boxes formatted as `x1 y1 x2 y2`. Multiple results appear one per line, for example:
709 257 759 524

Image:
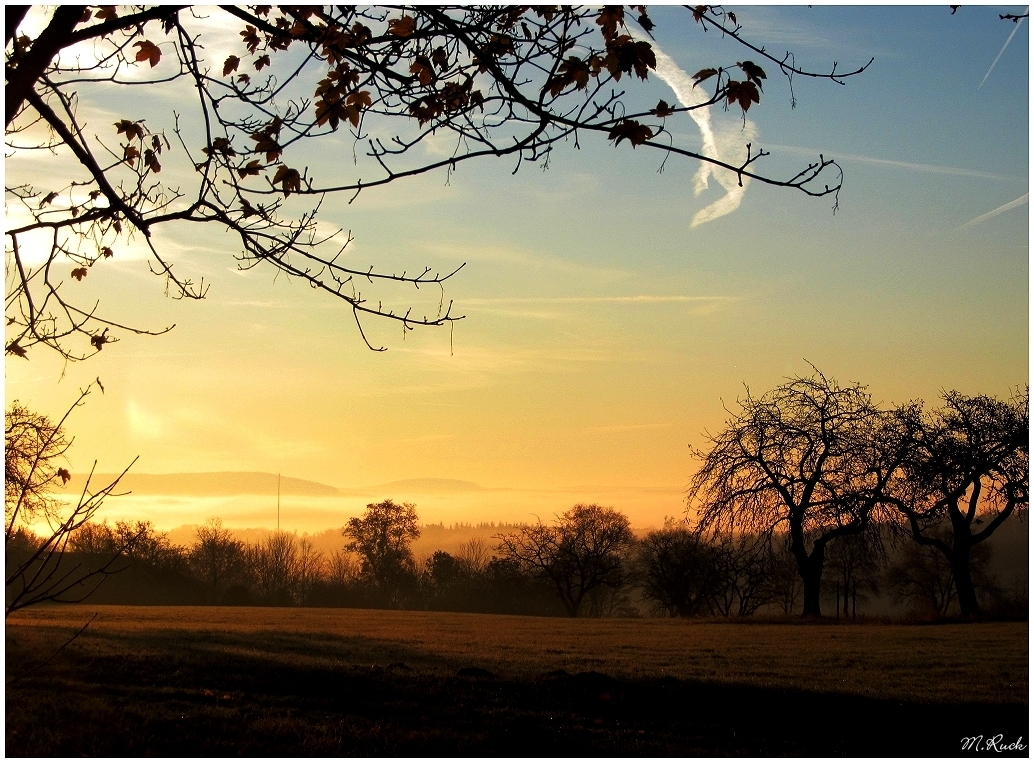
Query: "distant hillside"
53 472 504 498
54 471 340 497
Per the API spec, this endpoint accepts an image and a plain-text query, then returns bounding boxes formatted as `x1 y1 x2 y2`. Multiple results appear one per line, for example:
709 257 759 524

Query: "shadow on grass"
6 624 1029 757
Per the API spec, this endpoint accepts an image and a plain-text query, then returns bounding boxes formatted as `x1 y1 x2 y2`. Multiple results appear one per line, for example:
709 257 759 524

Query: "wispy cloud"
424 242 630 281
583 423 673 434
641 36 757 227
462 295 736 305
764 143 1016 181
959 193 1029 230
979 16 1025 89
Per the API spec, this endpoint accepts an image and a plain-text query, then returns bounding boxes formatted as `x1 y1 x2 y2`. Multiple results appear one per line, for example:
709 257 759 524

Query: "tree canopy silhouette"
6 5 869 359
689 370 914 617
5 387 136 615
344 498 420 607
886 389 1028 617
496 503 634 617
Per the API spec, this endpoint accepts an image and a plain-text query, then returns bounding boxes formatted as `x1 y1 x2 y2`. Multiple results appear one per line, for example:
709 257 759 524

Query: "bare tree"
635 523 718 617
690 370 913 617
767 535 803 616
5 386 136 615
250 529 298 604
294 536 326 605
886 389 1028 617
824 530 885 617
496 503 634 617
707 533 774 617
456 536 489 577
6 5 868 360
188 517 247 600
884 531 995 618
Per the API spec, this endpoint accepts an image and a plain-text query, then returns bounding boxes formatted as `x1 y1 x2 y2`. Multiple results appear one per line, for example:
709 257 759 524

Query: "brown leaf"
388 15 416 37
144 149 161 173
238 159 263 178
725 80 760 111
57 468 72 485
431 46 449 70
410 56 434 86
90 333 108 351
6 340 27 358
347 90 372 110
607 119 654 147
254 54 271 71
596 6 624 41
71 267 88 281
692 68 718 87
240 25 261 54
133 40 161 68
652 99 675 118
39 192 58 208
114 119 146 141
604 37 655 81
95 6 118 21
223 55 240 76
271 165 301 196
250 134 281 162
124 145 140 165
102 247 114 258
737 60 767 89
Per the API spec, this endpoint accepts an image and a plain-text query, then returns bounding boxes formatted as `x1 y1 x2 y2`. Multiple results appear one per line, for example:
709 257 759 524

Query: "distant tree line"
5 371 1028 620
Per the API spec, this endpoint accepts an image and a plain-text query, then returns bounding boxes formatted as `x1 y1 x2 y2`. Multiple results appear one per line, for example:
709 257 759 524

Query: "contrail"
959 193 1028 230
979 15 1025 89
641 35 757 227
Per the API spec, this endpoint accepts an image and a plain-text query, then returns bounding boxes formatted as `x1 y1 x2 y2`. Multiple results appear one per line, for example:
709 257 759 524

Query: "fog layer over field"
52 471 686 532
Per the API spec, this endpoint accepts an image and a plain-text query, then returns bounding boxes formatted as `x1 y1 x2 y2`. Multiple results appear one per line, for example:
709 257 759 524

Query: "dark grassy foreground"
6 606 1028 757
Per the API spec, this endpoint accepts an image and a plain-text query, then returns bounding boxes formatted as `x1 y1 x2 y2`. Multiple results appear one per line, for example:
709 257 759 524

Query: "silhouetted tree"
886 389 1028 617
6 6 867 360
824 530 885 617
5 386 135 615
885 530 997 617
690 370 914 617
250 530 298 605
421 549 469 610
635 524 718 617
496 503 634 617
481 556 563 616
707 533 774 617
344 499 420 607
188 518 248 601
767 536 804 616
456 537 489 577
293 537 327 605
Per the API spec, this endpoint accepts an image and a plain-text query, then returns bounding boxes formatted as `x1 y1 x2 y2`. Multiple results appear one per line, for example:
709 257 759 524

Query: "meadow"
6 605 1028 756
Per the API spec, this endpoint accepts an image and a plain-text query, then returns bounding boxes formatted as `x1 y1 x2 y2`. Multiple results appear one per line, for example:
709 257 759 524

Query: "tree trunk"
951 544 980 617
799 547 825 617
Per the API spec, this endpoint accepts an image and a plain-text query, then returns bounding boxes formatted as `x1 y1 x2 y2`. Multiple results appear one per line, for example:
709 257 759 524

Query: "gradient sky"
6 5 1028 531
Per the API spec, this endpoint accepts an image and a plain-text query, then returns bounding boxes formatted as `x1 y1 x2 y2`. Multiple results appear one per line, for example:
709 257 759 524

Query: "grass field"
6 605 1029 756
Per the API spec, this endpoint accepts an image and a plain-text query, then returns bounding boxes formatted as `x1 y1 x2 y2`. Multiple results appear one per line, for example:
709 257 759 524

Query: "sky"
5 5 1029 533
